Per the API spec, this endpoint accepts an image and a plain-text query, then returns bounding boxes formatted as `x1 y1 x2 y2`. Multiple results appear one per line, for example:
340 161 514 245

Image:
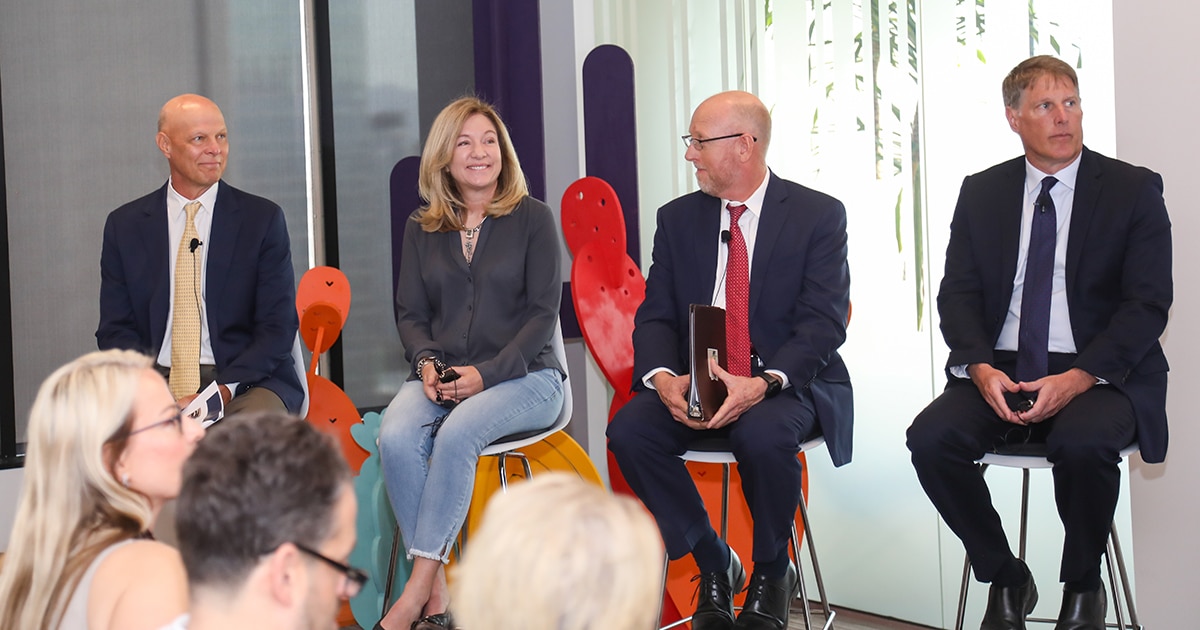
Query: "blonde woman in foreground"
0 349 204 630
452 473 666 630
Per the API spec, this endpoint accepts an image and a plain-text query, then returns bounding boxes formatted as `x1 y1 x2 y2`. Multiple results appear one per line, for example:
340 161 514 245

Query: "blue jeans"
379 368 564 562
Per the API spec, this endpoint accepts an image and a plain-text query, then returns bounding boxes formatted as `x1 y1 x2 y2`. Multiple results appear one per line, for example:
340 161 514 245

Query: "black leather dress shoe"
733 562 799 630
692 550 746 630
981 562 1038 630
1054 582 1106 630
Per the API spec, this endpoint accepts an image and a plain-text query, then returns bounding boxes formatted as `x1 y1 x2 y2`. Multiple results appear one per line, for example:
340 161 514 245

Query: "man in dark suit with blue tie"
907 56 1172 630
97 94 302 415
607 91 852 630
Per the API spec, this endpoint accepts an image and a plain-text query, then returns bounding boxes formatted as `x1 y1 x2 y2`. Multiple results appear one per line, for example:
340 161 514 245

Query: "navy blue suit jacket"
632 173 854 466
938 147 1173 462
97 181 303 412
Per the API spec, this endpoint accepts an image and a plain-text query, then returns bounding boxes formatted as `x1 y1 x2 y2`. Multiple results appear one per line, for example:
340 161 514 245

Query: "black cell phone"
1003 391 1035 413
438 368 461 383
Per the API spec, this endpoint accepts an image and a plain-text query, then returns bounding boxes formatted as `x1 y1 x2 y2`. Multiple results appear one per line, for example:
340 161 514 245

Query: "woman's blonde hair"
416 95 529 232
0 349 157 630
452 473 665 630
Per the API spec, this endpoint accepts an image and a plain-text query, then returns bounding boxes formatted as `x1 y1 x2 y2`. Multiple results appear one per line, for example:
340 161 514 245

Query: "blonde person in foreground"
452 473 665 630
0 349 205 630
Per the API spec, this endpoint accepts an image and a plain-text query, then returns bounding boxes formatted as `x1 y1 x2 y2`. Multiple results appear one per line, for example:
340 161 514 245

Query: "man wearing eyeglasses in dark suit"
163 412 366 630
608 90 853 630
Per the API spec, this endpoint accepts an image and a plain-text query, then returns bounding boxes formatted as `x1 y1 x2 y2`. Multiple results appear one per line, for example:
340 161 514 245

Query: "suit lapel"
997 160 1026 296
695 195 722 305
207 181 240 325
1066 147 1101 292
143 185 172 344
749 174 786 318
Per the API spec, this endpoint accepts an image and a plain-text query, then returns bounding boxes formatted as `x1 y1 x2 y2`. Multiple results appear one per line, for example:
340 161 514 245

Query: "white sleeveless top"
57 539 134 630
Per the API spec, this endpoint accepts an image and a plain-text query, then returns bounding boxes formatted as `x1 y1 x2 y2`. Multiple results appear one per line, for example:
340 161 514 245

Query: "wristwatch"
757 372 782 399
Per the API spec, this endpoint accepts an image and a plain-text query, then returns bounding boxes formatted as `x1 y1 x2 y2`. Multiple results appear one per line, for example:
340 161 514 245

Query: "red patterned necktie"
725 203 751 377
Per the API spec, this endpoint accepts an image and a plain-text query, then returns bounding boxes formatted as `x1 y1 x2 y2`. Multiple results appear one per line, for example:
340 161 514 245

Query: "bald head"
156 94 228 200
686 91 771 200
697 91 772 156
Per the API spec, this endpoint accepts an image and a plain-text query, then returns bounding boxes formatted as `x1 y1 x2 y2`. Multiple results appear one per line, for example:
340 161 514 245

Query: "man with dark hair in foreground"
162 412 363 629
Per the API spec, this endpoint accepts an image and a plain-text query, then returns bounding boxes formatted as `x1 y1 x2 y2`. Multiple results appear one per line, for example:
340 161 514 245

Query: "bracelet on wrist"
415 356 436 377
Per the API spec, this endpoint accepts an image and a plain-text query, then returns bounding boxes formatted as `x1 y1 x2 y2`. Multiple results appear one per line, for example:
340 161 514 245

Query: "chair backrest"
480 318 571 455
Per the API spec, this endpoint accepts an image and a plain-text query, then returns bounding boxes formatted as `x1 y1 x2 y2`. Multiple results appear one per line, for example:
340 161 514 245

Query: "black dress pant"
906 356 1135 584
607 387 818 564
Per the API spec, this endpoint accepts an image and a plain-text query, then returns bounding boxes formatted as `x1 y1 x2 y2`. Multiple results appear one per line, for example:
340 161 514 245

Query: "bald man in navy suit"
608 91 852 630
907 56 1172 630
98 94 301 415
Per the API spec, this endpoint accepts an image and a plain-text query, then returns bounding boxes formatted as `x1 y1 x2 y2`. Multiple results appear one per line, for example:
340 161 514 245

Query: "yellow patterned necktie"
169 201 203 398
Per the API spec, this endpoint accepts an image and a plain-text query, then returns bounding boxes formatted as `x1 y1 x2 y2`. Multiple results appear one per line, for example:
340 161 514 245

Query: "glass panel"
327 0 421 408
0 0 308 440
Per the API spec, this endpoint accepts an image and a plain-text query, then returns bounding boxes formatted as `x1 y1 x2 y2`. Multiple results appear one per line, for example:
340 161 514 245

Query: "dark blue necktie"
1015 176 1058 382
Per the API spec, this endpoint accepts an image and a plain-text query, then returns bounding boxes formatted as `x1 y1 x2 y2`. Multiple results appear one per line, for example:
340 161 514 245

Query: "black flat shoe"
412 612 454 630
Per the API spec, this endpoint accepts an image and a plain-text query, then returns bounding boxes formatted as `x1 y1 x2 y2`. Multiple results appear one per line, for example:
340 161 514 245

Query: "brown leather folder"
687 304 727 420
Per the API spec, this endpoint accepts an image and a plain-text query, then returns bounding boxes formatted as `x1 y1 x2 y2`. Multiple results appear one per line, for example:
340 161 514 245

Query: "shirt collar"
1024 152 1081 196
167 178 220 217
723 170 772 218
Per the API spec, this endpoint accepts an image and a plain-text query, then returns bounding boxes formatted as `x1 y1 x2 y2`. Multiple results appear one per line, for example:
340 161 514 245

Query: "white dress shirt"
950 153 1082 379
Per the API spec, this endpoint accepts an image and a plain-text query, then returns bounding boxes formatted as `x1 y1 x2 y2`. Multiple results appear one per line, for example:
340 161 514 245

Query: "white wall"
1112 1 1200 627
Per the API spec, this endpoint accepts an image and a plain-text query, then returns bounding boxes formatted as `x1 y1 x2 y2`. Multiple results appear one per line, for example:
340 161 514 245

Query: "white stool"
659 435 835 630
954 443 1142 630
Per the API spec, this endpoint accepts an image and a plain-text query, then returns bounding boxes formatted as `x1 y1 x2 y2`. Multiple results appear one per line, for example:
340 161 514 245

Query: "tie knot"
1039 176 1058 196
184 201 201 222
726 203 747 223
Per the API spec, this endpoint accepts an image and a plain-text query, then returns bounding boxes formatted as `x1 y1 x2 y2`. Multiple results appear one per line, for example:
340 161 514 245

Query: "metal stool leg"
1107 523 1141 629
954 553 972 630
719 463 730 541
497 452 509 491
797 494 836 629
382 523 402 617
793 521 814 629
1104 538 1127 630
1018 468 1030 560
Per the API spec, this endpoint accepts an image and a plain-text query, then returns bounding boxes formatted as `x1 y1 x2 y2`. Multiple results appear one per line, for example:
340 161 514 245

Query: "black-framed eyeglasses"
681 132 757 149
127 411 183 437
293 542 369 599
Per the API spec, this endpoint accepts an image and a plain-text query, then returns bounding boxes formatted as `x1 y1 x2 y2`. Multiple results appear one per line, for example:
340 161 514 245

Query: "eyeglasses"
127 411 183 437
680 132 757 149
293 542 369 599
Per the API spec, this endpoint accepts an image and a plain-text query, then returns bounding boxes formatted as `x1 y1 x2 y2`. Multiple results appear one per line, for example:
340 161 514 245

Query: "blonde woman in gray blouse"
375 96 565 630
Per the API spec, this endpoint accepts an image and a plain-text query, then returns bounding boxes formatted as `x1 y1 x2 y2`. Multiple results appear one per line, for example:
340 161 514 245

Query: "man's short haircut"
175 412 350 589
1002 55 1079 109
